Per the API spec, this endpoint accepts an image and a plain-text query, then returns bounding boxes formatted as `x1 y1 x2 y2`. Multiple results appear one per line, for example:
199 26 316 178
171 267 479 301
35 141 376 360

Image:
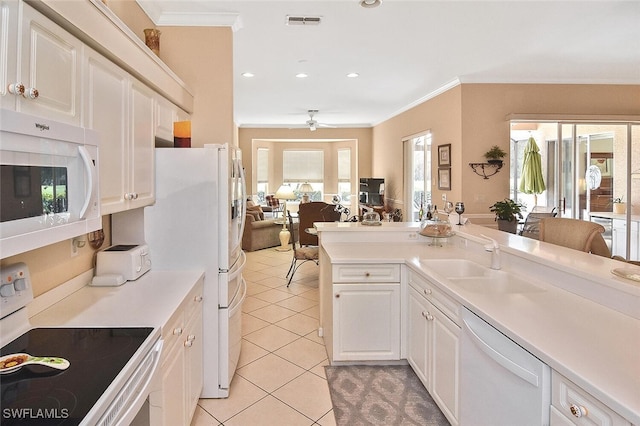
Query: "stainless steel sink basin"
448 273 545 294
419 259 490 278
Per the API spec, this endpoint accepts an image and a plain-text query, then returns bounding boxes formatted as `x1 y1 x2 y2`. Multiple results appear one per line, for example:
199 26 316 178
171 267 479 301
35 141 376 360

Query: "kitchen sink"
448 273 545 294
419 258 545 294
419 259 490 278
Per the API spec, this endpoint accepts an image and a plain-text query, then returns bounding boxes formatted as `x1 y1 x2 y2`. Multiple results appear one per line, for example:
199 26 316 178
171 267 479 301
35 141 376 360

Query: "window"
337 149 351 204
404 133 432 221
256 148 269 202
283 150 324 200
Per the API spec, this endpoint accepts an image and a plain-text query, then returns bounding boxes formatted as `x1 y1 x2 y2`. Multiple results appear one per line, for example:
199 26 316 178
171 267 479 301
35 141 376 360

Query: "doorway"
510 121 639 261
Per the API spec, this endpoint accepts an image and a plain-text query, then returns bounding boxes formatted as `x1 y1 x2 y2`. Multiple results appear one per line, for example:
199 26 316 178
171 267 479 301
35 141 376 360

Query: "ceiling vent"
286 15 322 26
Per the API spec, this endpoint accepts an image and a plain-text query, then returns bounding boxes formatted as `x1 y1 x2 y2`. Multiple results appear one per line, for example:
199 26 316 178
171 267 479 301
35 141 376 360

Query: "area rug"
325 365 450 426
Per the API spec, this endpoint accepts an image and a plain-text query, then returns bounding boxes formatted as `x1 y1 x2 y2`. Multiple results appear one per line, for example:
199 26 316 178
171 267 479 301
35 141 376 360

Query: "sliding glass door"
511 120 639 261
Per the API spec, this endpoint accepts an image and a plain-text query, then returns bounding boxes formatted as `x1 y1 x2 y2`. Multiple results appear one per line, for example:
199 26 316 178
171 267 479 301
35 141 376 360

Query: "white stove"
0 263 162 426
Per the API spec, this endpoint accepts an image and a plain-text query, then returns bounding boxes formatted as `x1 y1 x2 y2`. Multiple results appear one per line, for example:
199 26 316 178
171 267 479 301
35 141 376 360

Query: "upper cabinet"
1 2 82 124
83 47 157 215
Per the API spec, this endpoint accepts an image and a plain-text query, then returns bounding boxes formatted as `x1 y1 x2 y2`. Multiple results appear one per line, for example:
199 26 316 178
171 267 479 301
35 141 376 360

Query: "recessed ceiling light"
347 72 359 78
360 0 382 8
296 73 308 78
241 72 254 78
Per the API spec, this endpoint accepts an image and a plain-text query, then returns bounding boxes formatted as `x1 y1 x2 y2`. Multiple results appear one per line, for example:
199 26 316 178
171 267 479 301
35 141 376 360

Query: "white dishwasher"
460 307 551 426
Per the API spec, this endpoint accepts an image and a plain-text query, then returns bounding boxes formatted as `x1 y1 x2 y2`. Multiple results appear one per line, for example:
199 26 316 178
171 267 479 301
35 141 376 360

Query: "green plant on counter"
490 198 525 222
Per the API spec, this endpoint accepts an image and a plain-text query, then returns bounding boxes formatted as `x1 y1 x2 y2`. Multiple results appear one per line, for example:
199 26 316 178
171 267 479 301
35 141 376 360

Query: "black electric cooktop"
0 327 153 425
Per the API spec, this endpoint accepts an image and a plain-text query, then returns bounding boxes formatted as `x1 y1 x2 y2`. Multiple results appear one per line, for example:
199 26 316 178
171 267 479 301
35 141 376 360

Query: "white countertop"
30 270 204 328
320 224 640 424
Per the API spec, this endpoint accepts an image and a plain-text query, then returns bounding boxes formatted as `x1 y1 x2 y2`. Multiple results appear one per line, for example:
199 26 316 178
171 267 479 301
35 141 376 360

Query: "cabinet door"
155 95 176 143
0 0 18 109
18 3 82 124
431 305 460 425
407 287 430 387
158 338 185 426
184 304 203 424
83 49 129 214
333 283 400 361
129 79 155 209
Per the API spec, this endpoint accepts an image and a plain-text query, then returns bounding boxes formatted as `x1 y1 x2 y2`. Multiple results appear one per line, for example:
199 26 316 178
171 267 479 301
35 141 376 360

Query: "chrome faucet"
480 234 501 270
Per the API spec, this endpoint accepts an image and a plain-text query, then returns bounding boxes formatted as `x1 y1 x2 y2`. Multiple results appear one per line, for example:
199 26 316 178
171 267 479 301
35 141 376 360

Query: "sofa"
242 201 298 251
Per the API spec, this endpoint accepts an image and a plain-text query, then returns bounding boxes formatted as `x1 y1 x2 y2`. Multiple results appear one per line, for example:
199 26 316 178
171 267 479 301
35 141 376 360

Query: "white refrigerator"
144 144 247 398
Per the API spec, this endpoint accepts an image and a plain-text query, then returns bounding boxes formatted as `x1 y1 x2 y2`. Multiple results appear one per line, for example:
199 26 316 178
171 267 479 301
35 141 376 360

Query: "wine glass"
455 202 465 225
443 201 454 215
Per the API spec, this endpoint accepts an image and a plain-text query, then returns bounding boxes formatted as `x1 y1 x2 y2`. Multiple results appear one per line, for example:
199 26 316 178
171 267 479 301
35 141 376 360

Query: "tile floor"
191 248 335 426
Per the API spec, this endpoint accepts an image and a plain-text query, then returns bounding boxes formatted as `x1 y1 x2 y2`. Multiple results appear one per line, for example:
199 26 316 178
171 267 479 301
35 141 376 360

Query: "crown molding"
136 1 242 31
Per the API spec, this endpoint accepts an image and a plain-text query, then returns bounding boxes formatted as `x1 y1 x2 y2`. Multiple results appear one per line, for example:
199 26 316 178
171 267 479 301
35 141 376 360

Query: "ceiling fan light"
360 0 381 8
309 124 317 131
347 72 359 78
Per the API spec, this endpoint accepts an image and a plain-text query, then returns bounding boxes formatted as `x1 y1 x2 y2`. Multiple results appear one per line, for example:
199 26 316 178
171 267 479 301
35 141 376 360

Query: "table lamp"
275 184 296 250
298 182 314 203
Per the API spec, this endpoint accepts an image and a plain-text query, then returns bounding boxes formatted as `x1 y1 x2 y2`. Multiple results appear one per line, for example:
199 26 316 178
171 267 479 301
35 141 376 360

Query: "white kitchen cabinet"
551 370 631 426
1 2 82 123
407 270 460 426
0 0 18 109
329 263 401 362
84 45 155 215
83 48 129 214
611 219 639 260
128 79 155 209
151 277 204 426
155 94 190 144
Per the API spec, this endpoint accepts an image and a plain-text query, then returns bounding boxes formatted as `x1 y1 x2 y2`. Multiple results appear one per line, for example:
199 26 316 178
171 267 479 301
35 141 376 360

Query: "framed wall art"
438 168 451 190
438 144 451 167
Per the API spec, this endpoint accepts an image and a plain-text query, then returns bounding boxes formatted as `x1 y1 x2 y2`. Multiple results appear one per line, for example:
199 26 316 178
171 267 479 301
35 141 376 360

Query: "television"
359 178 384 206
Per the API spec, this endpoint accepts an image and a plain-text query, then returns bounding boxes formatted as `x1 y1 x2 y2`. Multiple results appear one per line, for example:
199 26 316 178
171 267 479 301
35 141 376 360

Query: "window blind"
257 148 268 183
283 150 324 182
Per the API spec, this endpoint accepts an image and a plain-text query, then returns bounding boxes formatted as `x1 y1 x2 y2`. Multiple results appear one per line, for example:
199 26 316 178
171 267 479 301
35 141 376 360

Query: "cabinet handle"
569 404 587 418
194 295 203 302
187 334 196 341
364 272 370 277
184 340 193 347
25 87 39 99
8 83 25 96
422 311 434 321
173 327 183 335
423 288 432 295
335 293 340 298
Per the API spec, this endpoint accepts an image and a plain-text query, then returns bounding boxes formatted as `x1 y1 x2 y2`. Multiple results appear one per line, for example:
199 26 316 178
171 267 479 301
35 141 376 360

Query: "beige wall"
373 87 462 212
238 127 374 197
102 0 154 41
159 26 234 147
372 84 640 218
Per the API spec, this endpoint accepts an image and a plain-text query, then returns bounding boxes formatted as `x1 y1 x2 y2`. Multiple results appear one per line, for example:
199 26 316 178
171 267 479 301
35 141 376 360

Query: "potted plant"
484 145 507 165
490 198 524 234
612 197 626 214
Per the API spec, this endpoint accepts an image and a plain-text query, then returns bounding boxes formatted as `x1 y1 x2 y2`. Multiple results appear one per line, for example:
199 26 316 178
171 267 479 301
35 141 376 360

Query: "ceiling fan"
304 110 336 131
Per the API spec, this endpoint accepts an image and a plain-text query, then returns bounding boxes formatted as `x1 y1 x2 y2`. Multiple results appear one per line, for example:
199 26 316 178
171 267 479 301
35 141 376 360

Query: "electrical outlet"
70 239 79 257
408 232 417 240
442 194 447 201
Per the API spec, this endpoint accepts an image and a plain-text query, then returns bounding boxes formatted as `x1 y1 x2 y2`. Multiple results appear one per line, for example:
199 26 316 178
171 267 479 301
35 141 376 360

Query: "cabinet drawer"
408 269 460 325
551 371 631 426
332 263 400 283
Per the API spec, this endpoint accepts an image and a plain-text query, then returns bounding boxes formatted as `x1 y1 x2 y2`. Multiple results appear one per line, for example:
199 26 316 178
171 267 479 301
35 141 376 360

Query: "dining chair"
286 212 319 287
539 217 611 258
297 201 342 246
520 209 557 239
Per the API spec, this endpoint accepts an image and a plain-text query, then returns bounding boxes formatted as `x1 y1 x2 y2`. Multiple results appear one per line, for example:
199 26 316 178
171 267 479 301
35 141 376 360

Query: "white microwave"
0 109 101 258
